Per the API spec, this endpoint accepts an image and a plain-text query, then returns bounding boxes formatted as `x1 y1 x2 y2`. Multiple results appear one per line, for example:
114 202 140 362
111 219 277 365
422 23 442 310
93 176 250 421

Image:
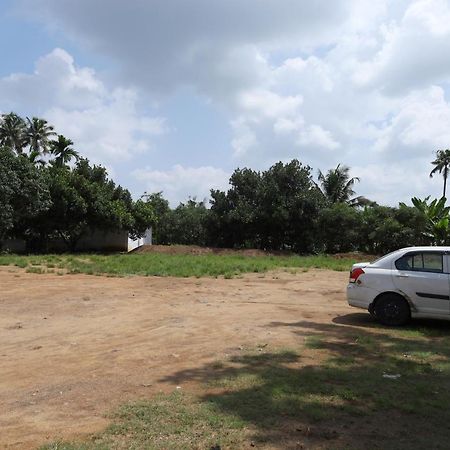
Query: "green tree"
207 160 324 252
35 159 151 251
50 135 79 168
130 199 156 240
0 147 50 243
408 196 450 245
359 204 428 254
0 113 27 154
158 199 208 245
318 164 368 206
258 160 324 252
430 149 450 198
140 192 170 243
207 167 264 249
26 117 56 155
318 203 361 253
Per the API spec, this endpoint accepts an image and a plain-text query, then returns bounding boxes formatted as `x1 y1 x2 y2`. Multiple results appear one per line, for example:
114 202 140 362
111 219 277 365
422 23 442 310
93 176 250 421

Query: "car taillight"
349 267 365 283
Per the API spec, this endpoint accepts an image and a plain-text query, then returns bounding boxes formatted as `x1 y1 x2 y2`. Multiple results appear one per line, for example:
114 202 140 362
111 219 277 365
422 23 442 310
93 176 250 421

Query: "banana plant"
405 196 450 245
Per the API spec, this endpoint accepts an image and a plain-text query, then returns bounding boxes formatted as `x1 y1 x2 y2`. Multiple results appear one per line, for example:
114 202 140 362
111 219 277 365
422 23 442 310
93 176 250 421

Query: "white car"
347 247 450 325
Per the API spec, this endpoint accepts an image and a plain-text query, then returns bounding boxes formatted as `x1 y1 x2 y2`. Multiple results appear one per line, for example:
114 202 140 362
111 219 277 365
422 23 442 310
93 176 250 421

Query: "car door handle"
395 274 409 278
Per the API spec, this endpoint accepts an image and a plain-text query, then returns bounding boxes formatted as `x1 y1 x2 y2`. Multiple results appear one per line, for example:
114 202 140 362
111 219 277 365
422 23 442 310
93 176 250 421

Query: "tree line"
147 160 432 254
148 147 450 255
1 111 448 254
0 112 153 251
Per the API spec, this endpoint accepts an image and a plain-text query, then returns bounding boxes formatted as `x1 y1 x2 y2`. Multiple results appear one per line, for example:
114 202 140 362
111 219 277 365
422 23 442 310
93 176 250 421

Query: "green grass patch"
41 392 247 450
25 266 46 274
0 252 357 278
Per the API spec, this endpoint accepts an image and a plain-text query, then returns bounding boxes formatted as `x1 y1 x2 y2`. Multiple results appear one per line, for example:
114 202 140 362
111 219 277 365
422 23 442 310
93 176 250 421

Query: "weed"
26 266 45 274
305 334 325 349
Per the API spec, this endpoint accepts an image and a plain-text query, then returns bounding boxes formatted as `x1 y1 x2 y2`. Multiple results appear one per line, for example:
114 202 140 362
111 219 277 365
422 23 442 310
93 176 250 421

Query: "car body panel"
392 270 449 315
347 247 450 322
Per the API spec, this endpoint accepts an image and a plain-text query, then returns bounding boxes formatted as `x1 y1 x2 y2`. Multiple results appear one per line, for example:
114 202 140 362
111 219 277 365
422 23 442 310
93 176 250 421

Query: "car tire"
374 294 410 326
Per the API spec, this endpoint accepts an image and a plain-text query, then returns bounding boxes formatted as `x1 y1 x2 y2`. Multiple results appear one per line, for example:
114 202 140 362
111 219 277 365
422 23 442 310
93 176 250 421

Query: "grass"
41 319 450 449
41 392 246 450
0 252 358 278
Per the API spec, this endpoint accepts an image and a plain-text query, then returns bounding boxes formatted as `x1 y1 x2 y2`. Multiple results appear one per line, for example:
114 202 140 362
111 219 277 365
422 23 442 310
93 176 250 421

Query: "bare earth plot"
0 268 346 448
1 267 450 449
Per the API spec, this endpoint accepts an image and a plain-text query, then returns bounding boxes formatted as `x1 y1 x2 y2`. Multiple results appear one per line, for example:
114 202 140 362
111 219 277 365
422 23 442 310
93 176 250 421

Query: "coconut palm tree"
50 135 79 167
26 117 56 155
430 149 450 198
318 164 367 206
0 112 27 153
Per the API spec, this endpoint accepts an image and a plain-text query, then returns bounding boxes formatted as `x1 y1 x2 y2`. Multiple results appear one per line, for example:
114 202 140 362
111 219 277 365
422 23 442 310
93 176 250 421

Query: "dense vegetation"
0 113 153 251
1 111 448 254
150 162 430 254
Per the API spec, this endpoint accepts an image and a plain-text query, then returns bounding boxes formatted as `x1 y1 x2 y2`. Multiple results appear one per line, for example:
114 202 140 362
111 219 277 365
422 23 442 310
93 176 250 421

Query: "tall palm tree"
50 135 79 167
430 149 450 198
26 117 56 155
0 112 27 153
318 164 362 205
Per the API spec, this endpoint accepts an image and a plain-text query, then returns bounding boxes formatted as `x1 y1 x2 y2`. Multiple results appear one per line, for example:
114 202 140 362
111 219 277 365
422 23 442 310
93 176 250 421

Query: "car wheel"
374 294 410 326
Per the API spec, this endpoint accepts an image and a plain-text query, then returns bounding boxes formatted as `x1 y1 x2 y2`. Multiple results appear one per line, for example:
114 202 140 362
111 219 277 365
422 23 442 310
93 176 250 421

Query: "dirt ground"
0 267 352 449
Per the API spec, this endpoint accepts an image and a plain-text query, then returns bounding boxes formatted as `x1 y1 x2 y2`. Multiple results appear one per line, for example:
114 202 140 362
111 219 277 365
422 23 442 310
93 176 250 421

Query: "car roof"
371 247 450 268
396 246 450 252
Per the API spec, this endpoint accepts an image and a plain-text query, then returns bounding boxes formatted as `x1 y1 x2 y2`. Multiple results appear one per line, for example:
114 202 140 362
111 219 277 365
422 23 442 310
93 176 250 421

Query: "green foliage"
409 196 450 245
430 149 450 198
0 132 154 250
0 253 358 277
318 203 361 253
0 112 27 153
318 163 360 204
359 204 427 254
31 159 151 250
26 116 56 154
130 199 156 240
50 135 79 168
140 192 170 243
207 160 324 252
0 147 50 243
158 199 209 245
0 110 443 255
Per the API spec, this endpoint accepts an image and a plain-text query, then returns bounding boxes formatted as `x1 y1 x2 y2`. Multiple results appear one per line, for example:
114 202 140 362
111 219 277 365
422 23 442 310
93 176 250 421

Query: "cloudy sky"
1 0 450 205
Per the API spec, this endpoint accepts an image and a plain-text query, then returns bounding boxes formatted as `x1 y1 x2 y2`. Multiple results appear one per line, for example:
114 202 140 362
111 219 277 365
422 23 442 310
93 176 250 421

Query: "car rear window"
395 252 444 273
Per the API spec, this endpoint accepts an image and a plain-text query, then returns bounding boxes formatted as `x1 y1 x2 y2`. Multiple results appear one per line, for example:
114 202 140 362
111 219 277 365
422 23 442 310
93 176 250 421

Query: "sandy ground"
0 267 351 449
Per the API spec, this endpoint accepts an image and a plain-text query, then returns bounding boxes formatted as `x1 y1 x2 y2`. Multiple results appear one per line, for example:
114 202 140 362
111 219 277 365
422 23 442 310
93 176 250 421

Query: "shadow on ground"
161 316 450 449
333 312 450 333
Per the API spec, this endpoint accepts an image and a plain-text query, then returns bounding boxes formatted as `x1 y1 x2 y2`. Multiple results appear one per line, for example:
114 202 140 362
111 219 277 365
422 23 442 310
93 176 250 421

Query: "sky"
1 0 450 205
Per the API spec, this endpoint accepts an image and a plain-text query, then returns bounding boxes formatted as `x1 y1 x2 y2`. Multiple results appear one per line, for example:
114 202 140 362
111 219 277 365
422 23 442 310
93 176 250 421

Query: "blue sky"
1 0 450 205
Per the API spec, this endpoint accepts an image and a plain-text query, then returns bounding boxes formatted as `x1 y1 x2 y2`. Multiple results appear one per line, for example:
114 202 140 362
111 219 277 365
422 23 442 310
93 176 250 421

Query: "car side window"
395 252 444 273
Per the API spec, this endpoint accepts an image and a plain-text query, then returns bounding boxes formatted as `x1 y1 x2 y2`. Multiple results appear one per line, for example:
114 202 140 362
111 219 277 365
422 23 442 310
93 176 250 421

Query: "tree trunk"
444 172 447 199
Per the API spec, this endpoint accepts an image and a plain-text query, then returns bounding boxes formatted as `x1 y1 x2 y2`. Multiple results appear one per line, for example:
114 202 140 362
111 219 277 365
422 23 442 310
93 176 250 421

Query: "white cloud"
354 0 450 94
237 89 303 120
0 49 105 112
133 165 230 206
355 162 443 205
0 48 167 164
297 125 340 151
373 86 450 159
7 0 450 206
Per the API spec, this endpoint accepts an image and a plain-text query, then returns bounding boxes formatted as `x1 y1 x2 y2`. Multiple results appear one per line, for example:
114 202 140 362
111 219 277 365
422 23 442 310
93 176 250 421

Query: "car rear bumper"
347 284 378 310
